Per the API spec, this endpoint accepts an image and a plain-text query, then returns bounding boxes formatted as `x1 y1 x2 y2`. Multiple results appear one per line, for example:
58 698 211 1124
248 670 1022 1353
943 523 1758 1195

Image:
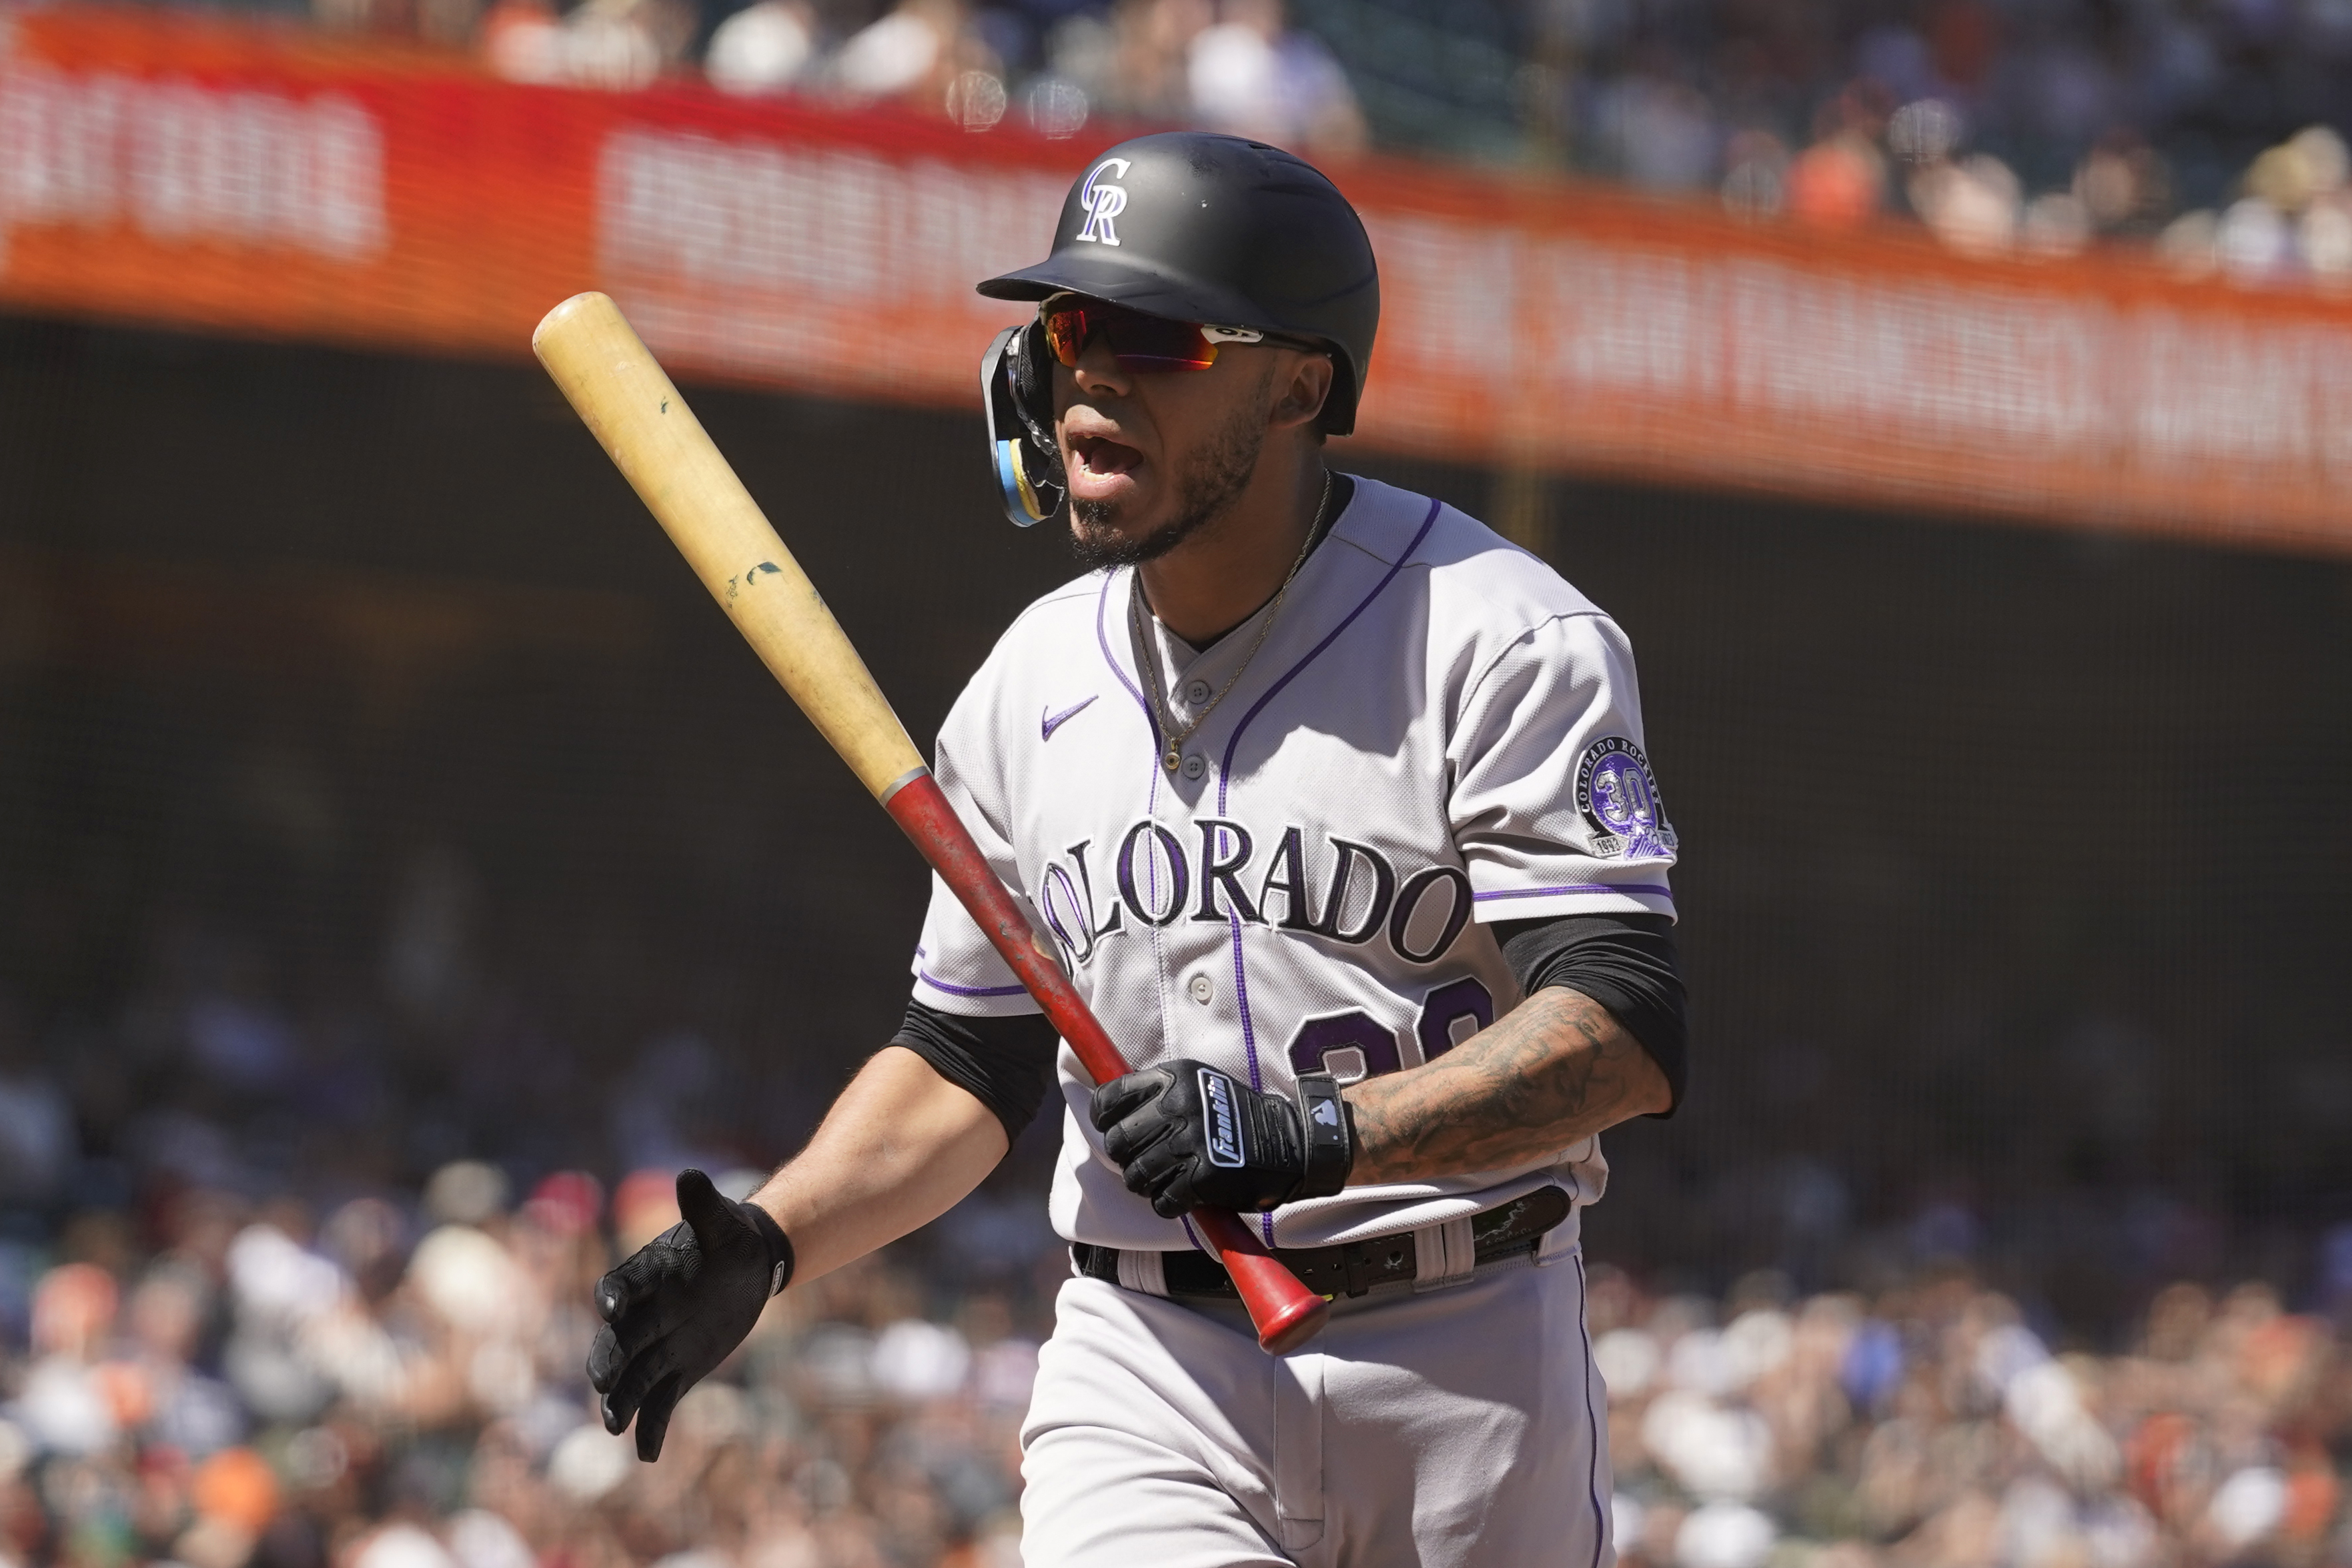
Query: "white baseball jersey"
911 475 1678 1255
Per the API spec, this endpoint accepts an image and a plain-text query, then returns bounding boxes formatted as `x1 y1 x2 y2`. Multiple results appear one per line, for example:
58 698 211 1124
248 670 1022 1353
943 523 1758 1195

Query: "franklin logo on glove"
1091 1062 1353 1218
1202 1068 1247 1167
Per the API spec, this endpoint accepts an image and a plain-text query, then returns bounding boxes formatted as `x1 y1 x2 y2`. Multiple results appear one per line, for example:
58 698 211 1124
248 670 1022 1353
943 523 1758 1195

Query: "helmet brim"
977 255 1267 331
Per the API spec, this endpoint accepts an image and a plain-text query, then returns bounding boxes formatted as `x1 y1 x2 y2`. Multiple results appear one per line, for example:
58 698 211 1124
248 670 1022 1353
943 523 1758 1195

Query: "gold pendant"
1163 748 1182 772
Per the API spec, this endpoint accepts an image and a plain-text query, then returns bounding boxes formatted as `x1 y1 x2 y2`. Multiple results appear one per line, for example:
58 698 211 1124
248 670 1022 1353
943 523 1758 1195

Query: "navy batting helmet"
977 133 1381 527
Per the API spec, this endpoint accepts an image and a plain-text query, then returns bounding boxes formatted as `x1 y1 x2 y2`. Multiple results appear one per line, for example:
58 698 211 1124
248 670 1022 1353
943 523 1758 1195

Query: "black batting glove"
1089 1063 1353 1219
586 1168 792 1461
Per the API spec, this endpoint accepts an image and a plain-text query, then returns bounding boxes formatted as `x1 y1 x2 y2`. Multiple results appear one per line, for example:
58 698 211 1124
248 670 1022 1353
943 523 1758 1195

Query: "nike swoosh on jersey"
1041 695 1098 741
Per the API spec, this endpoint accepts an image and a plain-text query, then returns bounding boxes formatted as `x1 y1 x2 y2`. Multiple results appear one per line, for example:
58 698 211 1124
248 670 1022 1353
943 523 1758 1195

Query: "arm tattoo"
1343 986 1671 1185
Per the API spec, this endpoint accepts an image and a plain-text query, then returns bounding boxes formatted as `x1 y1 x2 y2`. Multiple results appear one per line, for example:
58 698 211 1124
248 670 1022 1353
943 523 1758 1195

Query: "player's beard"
1067 375 1269 571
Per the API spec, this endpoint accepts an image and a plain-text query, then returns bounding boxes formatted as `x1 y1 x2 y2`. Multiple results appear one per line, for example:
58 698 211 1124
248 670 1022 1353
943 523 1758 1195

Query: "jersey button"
1184 679 1213 705
1181 754 1207 780
1187 972 1215 1005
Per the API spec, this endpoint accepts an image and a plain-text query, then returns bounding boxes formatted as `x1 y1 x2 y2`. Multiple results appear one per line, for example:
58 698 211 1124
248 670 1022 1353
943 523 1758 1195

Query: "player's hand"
1090 1064 1351 1219
586 1168 792 1461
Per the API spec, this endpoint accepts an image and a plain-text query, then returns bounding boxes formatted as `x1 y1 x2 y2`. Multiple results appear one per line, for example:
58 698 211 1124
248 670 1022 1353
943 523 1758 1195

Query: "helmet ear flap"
1009 322 1061 456
981 324 1066 528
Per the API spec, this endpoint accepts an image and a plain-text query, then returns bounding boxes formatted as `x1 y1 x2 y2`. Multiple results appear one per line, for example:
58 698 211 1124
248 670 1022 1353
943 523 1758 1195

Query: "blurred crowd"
0 921 2347 1566
0 1156 1051 1568
1596 1264 2352 1568
1542 5 2352 279
1708 103 2351 281
0 702 2347 1566
0 878 1069 1568
465 0 1365 149
159 0 2352 279
1 1158 2349 1568
0 952 2342 1568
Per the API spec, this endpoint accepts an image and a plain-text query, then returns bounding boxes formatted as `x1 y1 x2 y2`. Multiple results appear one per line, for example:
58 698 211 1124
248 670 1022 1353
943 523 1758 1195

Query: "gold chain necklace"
1133 468 1334 776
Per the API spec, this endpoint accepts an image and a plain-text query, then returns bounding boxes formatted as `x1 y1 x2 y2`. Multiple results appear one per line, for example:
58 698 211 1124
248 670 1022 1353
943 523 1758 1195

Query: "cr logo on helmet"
1075 159 1132 246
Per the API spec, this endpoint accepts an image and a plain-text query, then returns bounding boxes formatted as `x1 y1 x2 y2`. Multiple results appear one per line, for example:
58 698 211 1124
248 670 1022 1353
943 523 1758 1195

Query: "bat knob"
1218 1247 1329 1353
1254 1291 1330 1355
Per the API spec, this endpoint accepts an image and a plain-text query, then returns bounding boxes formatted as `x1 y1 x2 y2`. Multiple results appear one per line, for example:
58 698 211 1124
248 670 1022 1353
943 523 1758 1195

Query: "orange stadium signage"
6 6 2352 554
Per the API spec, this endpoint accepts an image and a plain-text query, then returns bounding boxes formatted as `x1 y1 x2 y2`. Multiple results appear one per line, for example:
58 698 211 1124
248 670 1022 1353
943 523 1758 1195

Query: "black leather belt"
1074 1185 1570 1301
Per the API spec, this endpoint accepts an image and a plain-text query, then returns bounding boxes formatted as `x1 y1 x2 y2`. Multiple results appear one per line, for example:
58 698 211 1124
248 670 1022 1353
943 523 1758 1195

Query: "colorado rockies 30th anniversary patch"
1575 736 1677 859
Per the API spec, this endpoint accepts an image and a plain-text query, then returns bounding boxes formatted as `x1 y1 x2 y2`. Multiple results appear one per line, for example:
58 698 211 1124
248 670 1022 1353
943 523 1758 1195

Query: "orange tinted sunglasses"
1040 295 1320 371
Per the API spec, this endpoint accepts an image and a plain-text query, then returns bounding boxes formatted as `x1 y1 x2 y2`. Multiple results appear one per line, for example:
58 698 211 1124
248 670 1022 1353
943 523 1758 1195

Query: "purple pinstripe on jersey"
1094 571 1159 742
913 946 1030 999
1095 570 1179 1084
1217 863 1274 1242
1474 882 1674 901
1213 497 1447 802
1208 496 1445 1241
1574 1249 1608 1568
919 971 1031 998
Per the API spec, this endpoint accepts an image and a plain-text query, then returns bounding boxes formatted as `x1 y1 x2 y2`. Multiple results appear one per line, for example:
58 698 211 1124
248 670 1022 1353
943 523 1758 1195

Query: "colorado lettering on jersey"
1032 822 1474 970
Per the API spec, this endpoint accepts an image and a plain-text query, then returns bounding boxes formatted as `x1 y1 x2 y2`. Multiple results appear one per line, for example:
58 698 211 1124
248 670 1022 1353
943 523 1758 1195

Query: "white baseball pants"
1019 1248 1614 1568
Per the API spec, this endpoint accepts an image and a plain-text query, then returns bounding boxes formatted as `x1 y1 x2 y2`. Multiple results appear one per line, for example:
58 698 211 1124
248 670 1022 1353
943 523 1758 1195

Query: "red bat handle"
885 771 1328 1355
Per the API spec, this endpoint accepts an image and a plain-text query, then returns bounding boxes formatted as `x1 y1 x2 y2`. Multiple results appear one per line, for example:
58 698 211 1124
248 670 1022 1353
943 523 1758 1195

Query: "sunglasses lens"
1040 303 1219 371
1108 313 1219 369
1043 303 1089 368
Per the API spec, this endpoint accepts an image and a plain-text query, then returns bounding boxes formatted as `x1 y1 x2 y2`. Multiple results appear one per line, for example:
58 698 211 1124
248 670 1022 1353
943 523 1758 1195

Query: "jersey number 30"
1286 978 1494 1082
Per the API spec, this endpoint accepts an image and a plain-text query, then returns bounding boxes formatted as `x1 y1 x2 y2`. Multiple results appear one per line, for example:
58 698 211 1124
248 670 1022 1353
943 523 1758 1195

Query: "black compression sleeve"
890 1001 1061 1144
1491 912 1687 1114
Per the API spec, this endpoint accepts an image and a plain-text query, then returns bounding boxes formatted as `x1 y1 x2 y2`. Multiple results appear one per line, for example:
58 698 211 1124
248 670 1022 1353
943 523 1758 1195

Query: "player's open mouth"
1068 434 1144 499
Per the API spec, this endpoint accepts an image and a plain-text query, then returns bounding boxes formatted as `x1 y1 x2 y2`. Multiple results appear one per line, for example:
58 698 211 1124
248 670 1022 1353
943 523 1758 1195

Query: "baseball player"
588 133 1687 1567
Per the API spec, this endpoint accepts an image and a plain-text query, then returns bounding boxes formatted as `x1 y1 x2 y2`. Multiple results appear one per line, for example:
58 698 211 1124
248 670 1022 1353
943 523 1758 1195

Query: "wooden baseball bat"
532 291 1327 1356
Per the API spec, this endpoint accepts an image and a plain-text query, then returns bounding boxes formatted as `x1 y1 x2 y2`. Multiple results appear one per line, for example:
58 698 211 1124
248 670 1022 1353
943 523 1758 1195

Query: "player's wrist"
1292 1072 1354 1200
737 1195 796 1297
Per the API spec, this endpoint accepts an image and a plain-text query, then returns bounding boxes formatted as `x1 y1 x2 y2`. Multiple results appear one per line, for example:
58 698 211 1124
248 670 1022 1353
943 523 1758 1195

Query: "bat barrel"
531 292 927 801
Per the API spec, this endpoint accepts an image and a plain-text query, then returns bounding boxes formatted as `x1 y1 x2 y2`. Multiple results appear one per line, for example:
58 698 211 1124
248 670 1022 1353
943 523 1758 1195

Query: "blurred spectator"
706 0 820 92
1783 83 1887 229
2074 131 2171 237
831 0 1007 120
1718 131 1788 221
833 0 954 97
480 0 567 82
477 0 678 86
1910 153 2020 255
0 1068 73 1211
1786 131 1883 229
562 0 670 89
1048 0 1211 125
2159 125 2352 286
1598 73 1721 193
1185 0 1364 155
